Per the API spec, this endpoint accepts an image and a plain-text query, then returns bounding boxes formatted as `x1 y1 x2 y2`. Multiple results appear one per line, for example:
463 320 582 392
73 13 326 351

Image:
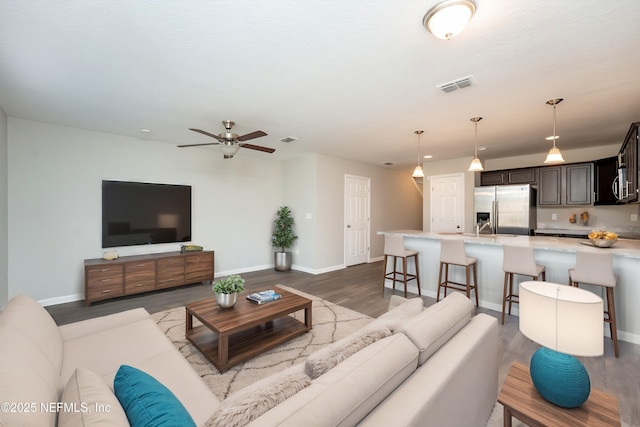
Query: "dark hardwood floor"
46 261 639 426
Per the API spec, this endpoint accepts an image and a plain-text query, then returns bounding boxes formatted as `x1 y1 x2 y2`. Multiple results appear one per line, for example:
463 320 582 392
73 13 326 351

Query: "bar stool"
437 239 478 306
569 251 619 357
501 245 546 325
381 234 421 298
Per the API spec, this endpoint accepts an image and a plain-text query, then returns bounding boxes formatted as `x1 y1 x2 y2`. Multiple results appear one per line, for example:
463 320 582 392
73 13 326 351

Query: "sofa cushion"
0 314 61 427
59 367 129 427
396 292 474 365
205 372 311 427
247 334 419 427
58 307 150 342
61 318 175 383
0 294 63 372
114 365 196 427
305 327 392 379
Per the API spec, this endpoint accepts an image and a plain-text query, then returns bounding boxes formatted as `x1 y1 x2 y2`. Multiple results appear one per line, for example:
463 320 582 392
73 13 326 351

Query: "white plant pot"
215 292 238 308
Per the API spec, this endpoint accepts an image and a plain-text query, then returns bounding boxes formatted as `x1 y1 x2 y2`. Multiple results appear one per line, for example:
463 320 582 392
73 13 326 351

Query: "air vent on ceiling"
280 136 298 143
436 75 477 93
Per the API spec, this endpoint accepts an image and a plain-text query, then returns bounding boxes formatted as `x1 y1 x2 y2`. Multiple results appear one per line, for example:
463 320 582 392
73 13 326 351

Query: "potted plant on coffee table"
212 274 245 308
271 206 298 272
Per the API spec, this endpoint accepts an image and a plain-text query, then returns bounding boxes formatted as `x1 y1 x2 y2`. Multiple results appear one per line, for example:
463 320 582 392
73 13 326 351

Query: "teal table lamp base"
530 347 591 408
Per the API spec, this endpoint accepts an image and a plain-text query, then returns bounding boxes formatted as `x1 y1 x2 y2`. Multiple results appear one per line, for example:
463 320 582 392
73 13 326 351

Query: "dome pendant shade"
544 98 565 164
423 0 477 40
468 116 484 171
412 165 425 178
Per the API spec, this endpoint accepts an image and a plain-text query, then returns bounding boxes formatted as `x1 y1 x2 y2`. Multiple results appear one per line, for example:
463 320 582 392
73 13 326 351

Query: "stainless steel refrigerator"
473 184 537 235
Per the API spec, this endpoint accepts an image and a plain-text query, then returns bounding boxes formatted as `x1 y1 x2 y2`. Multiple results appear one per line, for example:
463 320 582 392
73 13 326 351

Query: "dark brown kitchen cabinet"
538 163 592 206
480 167 537 186
616 122 639 203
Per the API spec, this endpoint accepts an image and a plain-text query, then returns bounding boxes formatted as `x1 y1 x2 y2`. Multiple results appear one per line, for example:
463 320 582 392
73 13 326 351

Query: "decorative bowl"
589 238 617 248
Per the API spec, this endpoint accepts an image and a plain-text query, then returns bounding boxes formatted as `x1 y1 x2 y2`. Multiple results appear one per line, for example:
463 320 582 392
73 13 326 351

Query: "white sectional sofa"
0 291 498 427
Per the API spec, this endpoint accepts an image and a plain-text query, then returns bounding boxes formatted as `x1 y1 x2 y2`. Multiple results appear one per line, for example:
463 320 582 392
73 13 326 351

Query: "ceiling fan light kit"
178 120 274 159
423 0 477 40
544 98 565 164
468 116 484 172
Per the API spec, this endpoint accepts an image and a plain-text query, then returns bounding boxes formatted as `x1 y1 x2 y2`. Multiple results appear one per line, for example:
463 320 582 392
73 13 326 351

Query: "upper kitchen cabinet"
615 122 639 203
538 163 593 206
480 167 537 186
593 157 618 205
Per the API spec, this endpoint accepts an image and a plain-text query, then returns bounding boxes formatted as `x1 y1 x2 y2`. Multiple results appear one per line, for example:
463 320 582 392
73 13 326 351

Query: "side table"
498 362 620 427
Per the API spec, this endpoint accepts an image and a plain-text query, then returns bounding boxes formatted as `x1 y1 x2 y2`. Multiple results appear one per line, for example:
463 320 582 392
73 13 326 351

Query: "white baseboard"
39 293 84 307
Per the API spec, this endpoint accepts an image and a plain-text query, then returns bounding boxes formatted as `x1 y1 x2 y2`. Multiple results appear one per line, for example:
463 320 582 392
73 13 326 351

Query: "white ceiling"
1 1 639 169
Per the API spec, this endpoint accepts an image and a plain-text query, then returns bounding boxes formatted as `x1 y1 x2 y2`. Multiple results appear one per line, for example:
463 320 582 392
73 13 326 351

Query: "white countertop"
378 230 640 259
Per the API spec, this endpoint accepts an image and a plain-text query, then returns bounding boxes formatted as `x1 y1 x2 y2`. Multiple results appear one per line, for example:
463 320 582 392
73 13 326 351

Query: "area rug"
151 285 372 400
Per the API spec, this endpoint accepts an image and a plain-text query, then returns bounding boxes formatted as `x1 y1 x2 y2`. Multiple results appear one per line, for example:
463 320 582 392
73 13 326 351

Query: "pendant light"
544 98 565 164
468 117 483 171
412 130 425 178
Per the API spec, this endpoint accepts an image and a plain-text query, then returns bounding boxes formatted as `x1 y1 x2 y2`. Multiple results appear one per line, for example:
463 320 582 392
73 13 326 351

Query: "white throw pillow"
305 327 392 379
205 373 311 427
58 367 129 427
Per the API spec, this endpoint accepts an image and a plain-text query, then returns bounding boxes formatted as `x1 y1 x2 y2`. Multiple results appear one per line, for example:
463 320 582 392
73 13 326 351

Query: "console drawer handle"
101 290 111 294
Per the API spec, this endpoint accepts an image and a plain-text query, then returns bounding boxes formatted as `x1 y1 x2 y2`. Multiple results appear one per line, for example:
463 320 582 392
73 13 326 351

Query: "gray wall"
0 108 7 308
5 118 422 304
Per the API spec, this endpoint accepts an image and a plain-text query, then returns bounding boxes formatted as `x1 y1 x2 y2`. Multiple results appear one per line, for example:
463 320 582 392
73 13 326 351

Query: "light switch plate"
631 214 638 222
551 213 557 221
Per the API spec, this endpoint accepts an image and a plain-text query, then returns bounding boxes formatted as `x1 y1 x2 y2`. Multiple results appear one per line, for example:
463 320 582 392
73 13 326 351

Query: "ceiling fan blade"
237 130 267 142
177 142 221 148
189 128 224 141
240 143 275 153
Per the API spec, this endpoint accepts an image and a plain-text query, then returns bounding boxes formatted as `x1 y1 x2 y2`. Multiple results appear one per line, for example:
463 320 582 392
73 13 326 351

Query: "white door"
430 173 465 232
345 175 370 266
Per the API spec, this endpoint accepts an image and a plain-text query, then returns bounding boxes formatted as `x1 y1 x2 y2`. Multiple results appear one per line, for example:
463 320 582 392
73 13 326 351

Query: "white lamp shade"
544 146 565 164
424 1 476 40
519 281 603 357
412 165 424 178
468 157 483 171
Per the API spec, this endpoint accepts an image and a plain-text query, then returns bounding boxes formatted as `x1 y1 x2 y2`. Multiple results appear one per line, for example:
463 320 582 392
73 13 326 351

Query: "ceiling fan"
178 120 275 159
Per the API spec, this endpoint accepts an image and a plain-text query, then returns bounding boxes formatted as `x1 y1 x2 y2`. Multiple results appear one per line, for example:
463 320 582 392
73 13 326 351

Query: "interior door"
430 173 465 232
345 175 370 266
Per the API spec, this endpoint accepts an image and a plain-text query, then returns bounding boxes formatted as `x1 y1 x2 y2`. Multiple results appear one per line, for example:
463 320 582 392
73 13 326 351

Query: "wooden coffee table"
185 286 312 372
498 362 620 427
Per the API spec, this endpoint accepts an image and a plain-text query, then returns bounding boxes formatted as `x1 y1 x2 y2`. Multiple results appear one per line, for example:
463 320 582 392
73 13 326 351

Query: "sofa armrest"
58 308 150 341
359 314 498 427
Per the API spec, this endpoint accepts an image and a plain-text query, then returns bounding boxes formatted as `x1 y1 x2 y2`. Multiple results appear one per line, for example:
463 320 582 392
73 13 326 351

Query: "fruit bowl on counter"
588 230 618 248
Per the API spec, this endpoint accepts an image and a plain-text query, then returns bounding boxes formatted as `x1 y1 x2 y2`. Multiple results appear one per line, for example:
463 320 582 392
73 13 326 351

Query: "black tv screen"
102 180 192 248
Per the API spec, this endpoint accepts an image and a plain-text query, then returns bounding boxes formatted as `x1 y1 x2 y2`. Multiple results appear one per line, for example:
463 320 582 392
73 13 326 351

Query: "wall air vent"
280 136 299 143
436 75 477 93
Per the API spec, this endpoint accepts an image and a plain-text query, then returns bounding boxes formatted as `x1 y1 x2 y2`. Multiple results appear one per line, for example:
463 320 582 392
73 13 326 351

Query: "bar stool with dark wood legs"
569 251 619 357
437 239 478 305
381 234 421 298
501 245 546 325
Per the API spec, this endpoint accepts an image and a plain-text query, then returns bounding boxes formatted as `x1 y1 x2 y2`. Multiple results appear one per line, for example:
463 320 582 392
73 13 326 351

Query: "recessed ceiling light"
545 135 559 141
423 155 433 159
478 146 487 151
139 128 152 133
382 162 394 166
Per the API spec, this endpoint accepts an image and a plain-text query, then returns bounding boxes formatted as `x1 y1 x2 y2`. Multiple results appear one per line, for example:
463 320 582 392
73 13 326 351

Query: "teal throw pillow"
114 365 196 427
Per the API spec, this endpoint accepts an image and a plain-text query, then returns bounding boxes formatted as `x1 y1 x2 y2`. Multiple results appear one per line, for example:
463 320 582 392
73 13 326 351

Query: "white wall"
8 118 283 302
0 108 7 308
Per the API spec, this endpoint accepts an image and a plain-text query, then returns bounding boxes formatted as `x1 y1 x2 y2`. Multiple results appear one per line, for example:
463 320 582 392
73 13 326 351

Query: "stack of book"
246 289 282 304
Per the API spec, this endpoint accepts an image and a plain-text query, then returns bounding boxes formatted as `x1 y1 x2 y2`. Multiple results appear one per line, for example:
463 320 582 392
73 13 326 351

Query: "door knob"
347 225 351 228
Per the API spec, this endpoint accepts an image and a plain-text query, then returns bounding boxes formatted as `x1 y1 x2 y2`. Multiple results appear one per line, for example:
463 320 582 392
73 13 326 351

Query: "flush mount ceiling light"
423 0 477 40
412 130 425 178
544 98 565 164
468 117 484 172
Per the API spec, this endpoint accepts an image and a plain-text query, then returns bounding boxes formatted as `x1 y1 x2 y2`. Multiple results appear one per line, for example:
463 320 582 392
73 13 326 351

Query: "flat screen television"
102 180 192 248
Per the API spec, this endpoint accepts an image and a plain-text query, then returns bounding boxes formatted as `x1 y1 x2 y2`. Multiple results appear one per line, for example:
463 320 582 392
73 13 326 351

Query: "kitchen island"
379 230 640 345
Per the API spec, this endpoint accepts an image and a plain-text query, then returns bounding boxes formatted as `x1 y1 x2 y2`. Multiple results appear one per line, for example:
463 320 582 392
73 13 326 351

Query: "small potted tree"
212 274 245 308
271 206 298 271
